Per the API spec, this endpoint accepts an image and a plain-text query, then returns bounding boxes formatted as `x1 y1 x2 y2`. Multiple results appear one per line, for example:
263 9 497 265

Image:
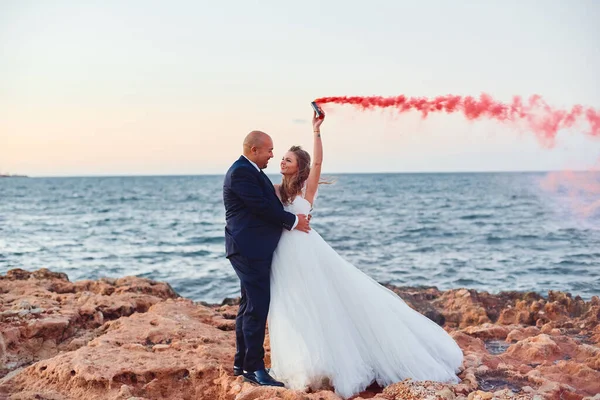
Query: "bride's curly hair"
280 146 311 206
280 145 332 205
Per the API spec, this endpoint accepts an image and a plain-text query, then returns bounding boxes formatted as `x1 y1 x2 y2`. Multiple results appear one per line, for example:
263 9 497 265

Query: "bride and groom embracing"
223 110 463 399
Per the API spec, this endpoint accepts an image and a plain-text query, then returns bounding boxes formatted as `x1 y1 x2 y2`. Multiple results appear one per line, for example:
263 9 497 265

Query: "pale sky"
1 0 599 176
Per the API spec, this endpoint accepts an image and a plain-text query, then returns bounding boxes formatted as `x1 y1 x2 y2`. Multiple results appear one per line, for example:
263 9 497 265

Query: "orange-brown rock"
462 323 510 340
506 326 541 343
505 334 563 363
0 268 179 380
1 268 599 400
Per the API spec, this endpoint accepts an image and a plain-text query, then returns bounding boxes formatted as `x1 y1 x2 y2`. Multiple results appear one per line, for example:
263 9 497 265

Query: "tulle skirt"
267 228 463 399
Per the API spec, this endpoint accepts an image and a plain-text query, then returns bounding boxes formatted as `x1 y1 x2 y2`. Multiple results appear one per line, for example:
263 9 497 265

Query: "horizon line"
6 168 598 179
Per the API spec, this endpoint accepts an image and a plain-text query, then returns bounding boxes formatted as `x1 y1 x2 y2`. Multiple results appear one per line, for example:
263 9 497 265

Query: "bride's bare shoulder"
273 184 281 199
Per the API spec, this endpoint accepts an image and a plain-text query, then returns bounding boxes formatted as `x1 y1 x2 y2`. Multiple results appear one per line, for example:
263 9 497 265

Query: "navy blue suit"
223 155 296 372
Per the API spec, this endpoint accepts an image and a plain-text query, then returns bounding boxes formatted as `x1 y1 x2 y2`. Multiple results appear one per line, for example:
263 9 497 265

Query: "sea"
1 172 599 303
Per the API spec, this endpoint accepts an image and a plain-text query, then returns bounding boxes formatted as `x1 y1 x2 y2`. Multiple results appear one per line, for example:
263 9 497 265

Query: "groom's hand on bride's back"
295 214 311 233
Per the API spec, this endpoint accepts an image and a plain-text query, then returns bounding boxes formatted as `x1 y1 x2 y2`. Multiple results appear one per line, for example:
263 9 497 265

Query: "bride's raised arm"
304 110 325 206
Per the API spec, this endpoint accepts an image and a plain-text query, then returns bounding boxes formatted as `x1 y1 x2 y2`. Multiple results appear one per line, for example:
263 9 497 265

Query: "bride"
267 109 464 398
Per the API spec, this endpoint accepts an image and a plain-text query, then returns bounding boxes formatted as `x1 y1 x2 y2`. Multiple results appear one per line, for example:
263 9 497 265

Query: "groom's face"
253 136 274 169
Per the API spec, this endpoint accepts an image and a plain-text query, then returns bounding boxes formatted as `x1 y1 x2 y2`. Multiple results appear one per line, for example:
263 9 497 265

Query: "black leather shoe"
243 369 284 387
234 366 269 376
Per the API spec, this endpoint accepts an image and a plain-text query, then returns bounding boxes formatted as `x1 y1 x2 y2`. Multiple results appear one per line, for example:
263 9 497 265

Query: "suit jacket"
223 156 296 260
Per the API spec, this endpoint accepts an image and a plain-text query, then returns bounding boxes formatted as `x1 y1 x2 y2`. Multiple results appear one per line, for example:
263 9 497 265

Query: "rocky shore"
0 268 598 400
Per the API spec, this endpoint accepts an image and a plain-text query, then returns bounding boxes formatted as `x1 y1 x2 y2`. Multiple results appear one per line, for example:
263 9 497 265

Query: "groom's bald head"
243 131 274 169
243 131 270 152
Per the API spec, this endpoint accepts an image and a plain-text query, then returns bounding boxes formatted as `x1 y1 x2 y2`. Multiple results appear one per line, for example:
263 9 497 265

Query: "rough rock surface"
0 269 598 400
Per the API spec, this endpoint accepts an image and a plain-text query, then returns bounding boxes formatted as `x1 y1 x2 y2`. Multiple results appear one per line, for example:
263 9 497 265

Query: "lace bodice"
283 195 312 215
280 183 317 215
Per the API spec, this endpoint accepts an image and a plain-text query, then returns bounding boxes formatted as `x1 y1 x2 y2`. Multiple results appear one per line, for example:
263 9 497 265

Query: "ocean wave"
1 173 599 302
459 213 494 220
184 236 224 245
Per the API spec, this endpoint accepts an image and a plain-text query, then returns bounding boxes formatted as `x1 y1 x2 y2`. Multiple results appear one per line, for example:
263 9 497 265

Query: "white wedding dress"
267 192 463 399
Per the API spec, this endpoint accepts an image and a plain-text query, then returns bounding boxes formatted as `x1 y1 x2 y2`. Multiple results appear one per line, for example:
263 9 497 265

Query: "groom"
223 130 311 387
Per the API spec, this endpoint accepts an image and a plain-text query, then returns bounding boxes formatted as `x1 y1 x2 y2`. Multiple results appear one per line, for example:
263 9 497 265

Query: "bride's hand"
312 110 325 132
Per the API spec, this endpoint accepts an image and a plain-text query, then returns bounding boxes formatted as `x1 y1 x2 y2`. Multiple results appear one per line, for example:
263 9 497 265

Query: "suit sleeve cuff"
291 215 299 230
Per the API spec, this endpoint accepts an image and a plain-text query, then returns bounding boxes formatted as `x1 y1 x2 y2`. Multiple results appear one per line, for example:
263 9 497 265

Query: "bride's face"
280 151 298 176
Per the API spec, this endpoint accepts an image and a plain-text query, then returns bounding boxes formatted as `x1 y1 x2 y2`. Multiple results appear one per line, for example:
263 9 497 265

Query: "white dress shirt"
242 155 299 230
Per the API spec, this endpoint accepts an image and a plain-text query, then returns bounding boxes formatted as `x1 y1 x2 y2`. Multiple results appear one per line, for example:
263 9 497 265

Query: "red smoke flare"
314 93 600 147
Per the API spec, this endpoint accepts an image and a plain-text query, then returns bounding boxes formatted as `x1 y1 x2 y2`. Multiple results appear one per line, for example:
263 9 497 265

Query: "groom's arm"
230 167 297 230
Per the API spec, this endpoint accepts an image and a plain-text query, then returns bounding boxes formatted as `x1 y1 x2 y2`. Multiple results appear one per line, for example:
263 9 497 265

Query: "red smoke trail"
540 159 600 218
314 93 600 147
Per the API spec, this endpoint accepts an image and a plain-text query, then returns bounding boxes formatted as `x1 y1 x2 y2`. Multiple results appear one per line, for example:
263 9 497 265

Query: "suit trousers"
228 253 272 372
